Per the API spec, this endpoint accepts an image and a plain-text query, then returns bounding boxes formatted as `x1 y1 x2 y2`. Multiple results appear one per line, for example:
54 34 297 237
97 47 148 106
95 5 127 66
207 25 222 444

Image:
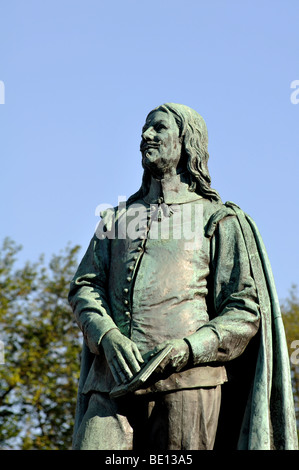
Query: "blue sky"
0 0 298 301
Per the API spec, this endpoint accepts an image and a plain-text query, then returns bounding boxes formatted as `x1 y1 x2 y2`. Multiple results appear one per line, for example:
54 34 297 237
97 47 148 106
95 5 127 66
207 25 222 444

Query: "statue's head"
136 103 221 202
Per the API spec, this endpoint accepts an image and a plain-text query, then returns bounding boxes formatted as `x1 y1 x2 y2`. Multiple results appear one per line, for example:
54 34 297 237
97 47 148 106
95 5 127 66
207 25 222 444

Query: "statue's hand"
150 339 190 376
101 329 144 385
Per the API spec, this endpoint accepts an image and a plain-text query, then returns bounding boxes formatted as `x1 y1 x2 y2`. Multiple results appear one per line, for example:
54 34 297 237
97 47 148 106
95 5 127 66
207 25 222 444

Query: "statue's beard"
141 148 170 178
142 147 160 165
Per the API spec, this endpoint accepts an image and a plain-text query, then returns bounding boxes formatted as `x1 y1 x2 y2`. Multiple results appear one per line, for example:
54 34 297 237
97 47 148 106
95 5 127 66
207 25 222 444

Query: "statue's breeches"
73 386 221 450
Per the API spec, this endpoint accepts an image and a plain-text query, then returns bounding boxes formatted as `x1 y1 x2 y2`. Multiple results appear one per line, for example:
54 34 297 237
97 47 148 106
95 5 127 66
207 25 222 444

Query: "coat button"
125 311 131 317
123 288 129 293
129 265 134 271
124 299 129 305
127 277 132 282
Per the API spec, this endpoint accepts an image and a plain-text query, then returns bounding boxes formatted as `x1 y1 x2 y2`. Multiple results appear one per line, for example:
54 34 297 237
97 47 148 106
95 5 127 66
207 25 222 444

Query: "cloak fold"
212 202 298 450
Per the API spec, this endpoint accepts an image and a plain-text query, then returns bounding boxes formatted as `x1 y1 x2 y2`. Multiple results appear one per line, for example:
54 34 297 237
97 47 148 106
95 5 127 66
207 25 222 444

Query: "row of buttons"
123 216 151 318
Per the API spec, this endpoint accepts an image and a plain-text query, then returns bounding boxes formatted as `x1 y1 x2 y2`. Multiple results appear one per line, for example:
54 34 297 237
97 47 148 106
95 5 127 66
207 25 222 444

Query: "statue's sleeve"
185 214 260 365
68 235 117 355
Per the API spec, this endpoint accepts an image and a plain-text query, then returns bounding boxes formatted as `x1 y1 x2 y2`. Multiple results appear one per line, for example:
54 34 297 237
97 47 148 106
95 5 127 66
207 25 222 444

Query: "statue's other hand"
101 329 144 385
150 339 190 376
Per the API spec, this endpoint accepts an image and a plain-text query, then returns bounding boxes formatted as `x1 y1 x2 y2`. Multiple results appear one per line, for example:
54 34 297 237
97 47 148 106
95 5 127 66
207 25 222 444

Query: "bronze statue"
68 103 298 450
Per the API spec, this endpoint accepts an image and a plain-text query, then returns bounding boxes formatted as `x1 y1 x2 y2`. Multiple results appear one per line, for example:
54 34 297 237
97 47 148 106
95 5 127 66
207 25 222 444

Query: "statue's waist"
82 358 227 396
111 298 209 351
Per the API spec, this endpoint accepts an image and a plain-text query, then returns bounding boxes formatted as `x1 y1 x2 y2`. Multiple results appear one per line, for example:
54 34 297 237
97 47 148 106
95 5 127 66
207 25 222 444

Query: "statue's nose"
142 126 155 140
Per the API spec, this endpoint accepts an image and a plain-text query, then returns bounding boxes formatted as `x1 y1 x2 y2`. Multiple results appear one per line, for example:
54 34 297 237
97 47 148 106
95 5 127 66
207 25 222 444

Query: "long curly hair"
128 103 221 204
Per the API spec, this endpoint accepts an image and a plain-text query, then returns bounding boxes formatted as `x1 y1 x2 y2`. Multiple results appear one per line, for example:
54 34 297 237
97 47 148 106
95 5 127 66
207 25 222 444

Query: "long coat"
70 201 298 450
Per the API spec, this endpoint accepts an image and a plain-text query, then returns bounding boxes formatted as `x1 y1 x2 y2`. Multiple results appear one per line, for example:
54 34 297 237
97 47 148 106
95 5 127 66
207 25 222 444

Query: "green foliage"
0 237 82 449
281 285 299 432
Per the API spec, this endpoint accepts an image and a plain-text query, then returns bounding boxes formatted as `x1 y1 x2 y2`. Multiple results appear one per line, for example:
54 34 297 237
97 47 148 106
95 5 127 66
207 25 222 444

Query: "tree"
0 237 82 449
281 285 299 433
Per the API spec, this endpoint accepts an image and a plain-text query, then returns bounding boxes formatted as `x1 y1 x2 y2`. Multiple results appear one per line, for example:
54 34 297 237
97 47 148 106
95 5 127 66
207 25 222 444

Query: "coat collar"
143 172 203 205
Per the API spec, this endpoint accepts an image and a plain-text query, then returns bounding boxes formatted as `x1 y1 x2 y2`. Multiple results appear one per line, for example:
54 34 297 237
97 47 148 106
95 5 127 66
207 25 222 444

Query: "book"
109 345 173 399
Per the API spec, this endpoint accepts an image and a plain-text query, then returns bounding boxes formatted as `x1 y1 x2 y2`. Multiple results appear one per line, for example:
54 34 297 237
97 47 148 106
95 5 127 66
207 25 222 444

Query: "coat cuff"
83 314 119 355
184 327 220 365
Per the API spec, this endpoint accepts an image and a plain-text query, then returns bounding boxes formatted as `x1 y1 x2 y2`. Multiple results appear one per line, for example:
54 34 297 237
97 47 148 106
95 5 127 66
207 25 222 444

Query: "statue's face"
140 110 183 177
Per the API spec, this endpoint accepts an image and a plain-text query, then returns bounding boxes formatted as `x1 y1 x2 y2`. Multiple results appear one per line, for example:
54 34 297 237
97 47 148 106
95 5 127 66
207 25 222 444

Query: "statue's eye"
156 124 167 132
